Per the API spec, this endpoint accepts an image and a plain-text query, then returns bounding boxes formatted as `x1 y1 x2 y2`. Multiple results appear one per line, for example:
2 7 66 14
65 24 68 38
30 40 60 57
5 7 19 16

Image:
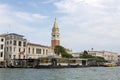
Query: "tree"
96 56 105 60
80 50 104 60
54 45 66 55
80 53 94 58
54 45 73 58
83 50 88 54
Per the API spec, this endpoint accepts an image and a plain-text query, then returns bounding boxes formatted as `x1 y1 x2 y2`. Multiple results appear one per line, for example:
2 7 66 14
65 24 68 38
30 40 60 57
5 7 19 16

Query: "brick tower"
51 18 60 48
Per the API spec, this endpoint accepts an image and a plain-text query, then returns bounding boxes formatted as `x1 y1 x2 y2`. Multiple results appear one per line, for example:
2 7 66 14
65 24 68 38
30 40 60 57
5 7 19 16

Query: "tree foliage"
80 50 104 60
96 56 105 60
54 45 73 58
54 46 66 55
80 54 94 58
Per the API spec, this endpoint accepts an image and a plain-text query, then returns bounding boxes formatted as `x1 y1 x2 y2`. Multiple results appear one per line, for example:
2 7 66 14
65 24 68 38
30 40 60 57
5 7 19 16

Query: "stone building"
88 50 118 63
0 33 55 65
5 33 27 60
27 42 53 59
0 34 7 62
0 33 27 64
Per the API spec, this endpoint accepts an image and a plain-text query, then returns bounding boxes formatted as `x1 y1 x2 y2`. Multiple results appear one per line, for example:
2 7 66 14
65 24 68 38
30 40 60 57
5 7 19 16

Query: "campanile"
51 18 60 48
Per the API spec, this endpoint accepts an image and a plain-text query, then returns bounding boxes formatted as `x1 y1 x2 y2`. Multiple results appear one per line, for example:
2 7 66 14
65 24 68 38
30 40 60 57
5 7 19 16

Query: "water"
0 67 120 80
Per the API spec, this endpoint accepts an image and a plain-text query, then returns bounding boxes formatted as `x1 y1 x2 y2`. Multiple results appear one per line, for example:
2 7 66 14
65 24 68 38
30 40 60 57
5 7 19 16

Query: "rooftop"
27 42 51 48
0 33 8 37
8 33 24 37
0 33 24 37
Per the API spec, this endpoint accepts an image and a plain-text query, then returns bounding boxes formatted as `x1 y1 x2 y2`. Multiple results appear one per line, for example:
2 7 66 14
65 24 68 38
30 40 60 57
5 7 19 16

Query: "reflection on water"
0 67 120 80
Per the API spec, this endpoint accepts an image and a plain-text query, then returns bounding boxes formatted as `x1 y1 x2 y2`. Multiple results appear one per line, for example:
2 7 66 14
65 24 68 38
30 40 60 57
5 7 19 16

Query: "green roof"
53 18 59 29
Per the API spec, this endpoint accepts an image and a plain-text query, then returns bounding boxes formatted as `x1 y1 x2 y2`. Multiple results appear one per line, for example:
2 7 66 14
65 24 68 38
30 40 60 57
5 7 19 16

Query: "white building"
5 33 27 60
0 33 56 63
88 50 118 63
27 42 54 59
0 34 7 61
0 33 27 62
72 52 81 58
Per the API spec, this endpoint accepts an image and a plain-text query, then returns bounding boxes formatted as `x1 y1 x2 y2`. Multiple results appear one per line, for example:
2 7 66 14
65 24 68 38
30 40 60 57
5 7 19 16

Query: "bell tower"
51 18 60 48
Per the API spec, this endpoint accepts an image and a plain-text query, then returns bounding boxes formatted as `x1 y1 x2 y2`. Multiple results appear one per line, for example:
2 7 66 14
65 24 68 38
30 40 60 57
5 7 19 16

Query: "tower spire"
53 17 58 29
51 18 60 48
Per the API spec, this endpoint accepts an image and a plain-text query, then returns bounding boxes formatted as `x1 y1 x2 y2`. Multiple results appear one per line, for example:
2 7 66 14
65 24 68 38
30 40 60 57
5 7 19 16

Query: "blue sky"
0 0 120 53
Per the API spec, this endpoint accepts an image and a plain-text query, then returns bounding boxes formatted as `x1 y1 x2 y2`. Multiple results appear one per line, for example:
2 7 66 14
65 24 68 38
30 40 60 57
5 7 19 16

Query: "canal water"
0 67 120 80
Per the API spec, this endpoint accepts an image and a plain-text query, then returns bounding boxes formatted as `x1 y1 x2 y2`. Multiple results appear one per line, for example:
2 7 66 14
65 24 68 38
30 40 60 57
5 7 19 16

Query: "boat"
103 62 117 67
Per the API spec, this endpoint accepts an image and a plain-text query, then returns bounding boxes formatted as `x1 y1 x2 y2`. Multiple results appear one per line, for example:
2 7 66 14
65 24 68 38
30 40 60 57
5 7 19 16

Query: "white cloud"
54 0 120 52
42 0 58 4
0 4 50 45
16 12 47 22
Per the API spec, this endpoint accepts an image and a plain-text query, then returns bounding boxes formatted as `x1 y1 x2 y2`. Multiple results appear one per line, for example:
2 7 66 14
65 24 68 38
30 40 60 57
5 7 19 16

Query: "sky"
0 0 120 53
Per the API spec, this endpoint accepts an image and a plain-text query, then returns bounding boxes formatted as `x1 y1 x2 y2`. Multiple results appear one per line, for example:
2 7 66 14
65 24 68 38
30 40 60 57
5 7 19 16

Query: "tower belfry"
51 18 60 48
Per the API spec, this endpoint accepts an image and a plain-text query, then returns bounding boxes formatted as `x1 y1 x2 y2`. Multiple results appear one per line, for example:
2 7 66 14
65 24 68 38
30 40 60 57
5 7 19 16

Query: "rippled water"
0 67 120 80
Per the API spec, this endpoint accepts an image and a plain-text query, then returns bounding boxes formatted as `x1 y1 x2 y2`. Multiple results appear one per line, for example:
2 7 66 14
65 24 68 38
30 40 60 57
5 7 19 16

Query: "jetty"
0 58 112 68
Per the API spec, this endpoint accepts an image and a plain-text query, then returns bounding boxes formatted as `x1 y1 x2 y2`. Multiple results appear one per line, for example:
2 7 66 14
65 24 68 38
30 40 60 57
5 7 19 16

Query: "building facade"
0 33 55 63
5 33 27 60
27 42 53 59
72 52 81 58
88 50 118 63
0 34 7 61
0 33 27 62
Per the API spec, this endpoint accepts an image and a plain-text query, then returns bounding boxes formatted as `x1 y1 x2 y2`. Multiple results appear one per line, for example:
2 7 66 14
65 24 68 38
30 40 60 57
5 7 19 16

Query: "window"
0 52 3 57
1 45 3 49
36 48 41 54
10 36 12 39
10 41 12 44
23 42 26 47
32 48 34 54
6 37 9 40
10 47 12 52
6 47 8 52
7 41 9 45
1 39 4 42
53 35 55 37
23 48 25 52
13 40 16 45
18 41 21 46
46 50 48 54
14 47 16 52
19 48 21 52
24 55 25 59
13 55 16 59
28 48 30 53
9 55 11 58
43 49 45 55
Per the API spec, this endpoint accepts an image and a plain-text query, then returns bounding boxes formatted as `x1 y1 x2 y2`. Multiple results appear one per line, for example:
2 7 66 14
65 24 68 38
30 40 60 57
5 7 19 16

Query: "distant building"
117 55 120 65
72 52 81 58
88 50 118 63
65 48 72 54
